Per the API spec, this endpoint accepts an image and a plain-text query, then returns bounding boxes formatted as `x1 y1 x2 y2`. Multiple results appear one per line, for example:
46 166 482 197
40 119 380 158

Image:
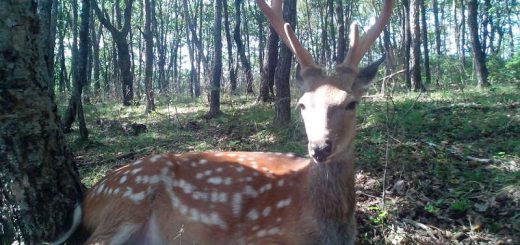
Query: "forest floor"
63 84 520 244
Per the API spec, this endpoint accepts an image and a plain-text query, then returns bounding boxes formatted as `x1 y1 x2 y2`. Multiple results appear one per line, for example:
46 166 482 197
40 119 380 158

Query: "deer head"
257 0 393 163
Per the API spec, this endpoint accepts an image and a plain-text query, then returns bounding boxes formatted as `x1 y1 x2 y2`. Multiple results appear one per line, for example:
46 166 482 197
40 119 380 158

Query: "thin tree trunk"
208 0 223 118
92 0 135 106
144 0 156 113
223 0 237 93
234 0 254 94
402 0 412 89
420 0 431 85
274 0 296 126
468 0 490 87
410 0 423 91
335 0 346 63
258 27 279 103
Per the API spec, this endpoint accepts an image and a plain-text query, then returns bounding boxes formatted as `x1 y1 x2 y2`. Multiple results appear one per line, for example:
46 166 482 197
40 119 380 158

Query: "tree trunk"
274 0 296 126
92 0 135 106
62 0 89 140
420 0 431 85
234 0 254 94
208 0 223 118
410 0 423 91
223 0 238 93
335 0 346 63
144 0 156 113
467 0 490 87
0 1 84 243
258 27 279 103
92 21 102 97
402 0 412 89
37 0 58 97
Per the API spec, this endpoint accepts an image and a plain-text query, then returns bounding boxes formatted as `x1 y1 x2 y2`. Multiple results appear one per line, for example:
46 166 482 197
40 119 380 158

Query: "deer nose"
309 140 332 162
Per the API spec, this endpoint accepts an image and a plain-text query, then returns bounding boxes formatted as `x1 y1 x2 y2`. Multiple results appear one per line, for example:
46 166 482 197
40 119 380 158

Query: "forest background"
0 0 519 244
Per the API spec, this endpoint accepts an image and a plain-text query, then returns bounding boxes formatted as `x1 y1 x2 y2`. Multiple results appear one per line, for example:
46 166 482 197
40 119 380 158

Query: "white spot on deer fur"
204 170 212 176
165 160 174 166
252 225 260 231
215 153 224 157
277 179 285 187
262 207 271 217
131 167 143 175
235 166 245 172
276 217 282 223
122 187 133 198
192 191 209 201
276 198 292 208
216 167 223 173
113 188 120 195
223 177 232 185
256 229 267 237
199 159 208 165
219 193 228 203
133 159 143 165
149 175 161 184
247 209 259 221
243 185 258 197
142 175 150 184
211 192 219 202
160 167 170 176
150 154 162 162
227 153 237 157
207 177 223 185
123 170 130 175
135 175 142 184
189 209 200 222
195 172 204 179
252 172 259 176
267 227 281 235
119 175 128 184
110 224 140 245
286 153 295 158
129 191 145 203
96 183 105 195
275 152 283 155
179 204 188 215
190 162 197 167
237 158 245 162
232 193 242 217
259 183 272 193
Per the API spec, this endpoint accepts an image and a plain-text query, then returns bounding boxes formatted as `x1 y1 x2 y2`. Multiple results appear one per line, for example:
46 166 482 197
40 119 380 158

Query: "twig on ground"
421 140 514 166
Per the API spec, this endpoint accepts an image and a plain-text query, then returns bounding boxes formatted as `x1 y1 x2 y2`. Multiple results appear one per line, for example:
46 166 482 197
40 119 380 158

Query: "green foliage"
505 53 520 81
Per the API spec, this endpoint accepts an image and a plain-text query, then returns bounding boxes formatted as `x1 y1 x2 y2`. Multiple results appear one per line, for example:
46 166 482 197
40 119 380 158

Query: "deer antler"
256 0 319 70
341 0 394 70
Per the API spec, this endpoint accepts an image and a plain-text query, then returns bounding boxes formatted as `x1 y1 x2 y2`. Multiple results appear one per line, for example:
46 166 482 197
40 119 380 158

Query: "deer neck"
308 145 356 218
305 145 356 242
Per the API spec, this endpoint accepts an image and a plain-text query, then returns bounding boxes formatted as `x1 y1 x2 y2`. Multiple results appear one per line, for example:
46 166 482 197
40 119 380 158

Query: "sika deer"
48 0 393 244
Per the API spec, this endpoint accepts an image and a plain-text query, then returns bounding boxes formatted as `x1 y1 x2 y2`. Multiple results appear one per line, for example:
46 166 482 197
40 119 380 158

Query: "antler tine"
256 0 319 69
341 0 394 69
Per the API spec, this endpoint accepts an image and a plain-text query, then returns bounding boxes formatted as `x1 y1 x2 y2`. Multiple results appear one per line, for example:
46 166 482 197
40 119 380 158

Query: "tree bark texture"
409 0 423 91
0 1 84 243
258 27 279 103
420 0 431 85
467 0 490 87
234 0 254 94
144 0 155 113
92 0 135 106
208 0 223 118
274 0 297 126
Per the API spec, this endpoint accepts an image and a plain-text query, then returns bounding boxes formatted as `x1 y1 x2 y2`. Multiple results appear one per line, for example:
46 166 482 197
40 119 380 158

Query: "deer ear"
296 64 323 91
352 55 385 95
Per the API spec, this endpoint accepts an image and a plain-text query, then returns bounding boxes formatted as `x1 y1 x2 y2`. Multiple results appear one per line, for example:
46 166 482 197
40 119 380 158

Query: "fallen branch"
421 140 513 166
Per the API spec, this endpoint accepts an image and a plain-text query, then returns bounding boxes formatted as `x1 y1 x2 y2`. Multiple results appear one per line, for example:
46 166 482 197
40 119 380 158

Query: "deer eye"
297 103 306 110
345 101 357 110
